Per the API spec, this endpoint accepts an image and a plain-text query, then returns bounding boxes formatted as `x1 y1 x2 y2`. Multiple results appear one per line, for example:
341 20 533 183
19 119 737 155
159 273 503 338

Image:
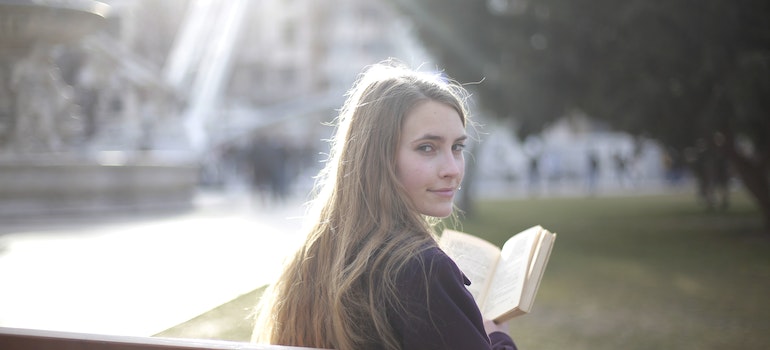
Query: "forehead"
401 100 465 138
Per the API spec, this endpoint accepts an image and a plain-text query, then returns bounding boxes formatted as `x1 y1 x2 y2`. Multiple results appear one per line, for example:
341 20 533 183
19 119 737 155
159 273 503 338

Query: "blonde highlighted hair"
252 60 471 350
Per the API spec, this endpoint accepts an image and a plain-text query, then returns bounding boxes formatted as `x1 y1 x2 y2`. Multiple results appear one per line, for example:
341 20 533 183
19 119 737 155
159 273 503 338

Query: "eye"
452 143 466 152
417 144 435 153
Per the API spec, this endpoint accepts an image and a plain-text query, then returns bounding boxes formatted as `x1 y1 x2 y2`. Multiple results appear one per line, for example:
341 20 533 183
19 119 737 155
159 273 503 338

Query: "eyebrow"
411 133 468 143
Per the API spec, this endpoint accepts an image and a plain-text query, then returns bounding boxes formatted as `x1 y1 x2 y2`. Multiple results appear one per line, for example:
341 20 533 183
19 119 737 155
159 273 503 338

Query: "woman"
252 61 517 350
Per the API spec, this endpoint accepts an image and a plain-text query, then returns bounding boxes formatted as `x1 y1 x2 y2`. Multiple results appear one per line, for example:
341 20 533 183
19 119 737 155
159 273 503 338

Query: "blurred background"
2 0 767 215
0 0 768 348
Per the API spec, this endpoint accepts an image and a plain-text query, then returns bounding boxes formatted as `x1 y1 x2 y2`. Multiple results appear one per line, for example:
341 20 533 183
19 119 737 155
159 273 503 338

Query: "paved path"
0 192 306 337
0 181 677 338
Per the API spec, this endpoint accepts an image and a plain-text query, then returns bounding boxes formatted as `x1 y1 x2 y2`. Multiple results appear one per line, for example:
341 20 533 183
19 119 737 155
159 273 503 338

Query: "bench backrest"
0 327 323 350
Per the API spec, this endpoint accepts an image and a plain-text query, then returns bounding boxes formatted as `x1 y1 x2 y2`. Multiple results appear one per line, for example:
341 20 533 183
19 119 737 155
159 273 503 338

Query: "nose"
439 152 463 179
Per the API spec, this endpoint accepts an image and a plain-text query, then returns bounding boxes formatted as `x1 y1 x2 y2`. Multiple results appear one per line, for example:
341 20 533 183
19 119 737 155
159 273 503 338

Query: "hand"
483 318 510 335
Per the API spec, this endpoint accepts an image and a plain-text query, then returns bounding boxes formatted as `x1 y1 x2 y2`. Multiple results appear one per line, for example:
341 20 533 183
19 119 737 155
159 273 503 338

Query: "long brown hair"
252 61 470 350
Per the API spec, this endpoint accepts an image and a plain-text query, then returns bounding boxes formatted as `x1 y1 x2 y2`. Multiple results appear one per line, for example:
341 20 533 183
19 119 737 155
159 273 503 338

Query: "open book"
439 225 556 323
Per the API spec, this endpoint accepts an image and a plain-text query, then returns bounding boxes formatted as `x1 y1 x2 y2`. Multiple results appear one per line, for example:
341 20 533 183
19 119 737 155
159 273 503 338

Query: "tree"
391 0 770 231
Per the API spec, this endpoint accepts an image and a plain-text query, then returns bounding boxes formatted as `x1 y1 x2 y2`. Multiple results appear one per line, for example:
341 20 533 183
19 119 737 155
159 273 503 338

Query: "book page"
483 226 542 320
519 230 556 311
439 230 501 305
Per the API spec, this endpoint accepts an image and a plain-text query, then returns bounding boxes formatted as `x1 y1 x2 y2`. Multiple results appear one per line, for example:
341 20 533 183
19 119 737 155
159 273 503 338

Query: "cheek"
397 165 419 189
396 156 428 189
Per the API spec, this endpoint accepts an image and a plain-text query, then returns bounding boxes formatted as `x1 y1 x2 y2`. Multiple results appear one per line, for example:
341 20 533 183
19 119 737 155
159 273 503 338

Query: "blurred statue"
10 45 82 153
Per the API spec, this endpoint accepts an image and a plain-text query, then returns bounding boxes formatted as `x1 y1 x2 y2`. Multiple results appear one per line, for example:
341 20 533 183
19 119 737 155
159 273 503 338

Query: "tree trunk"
456 140 483 218
722 132 770 233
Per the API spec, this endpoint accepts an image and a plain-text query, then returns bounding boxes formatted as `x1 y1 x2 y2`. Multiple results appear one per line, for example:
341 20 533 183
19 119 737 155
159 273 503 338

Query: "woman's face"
396 100 466 218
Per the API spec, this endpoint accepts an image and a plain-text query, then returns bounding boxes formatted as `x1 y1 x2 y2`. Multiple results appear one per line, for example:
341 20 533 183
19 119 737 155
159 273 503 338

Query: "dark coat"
390 246 517 350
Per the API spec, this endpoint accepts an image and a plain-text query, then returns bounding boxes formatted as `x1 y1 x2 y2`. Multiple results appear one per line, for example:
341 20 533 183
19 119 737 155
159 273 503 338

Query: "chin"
421 206 454 218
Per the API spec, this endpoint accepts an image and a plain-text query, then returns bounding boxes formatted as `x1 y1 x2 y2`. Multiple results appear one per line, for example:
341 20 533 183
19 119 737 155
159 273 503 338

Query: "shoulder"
400 246 470 288
394 245 479 326
392 247 496 349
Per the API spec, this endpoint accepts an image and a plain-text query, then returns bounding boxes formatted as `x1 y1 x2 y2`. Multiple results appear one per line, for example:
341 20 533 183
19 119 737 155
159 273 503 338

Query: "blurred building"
9 0 430 157
97 0 433 195
0 0 434 214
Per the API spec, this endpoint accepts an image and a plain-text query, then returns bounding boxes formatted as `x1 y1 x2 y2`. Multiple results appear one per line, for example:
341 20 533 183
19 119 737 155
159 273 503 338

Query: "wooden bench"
0 327 321 350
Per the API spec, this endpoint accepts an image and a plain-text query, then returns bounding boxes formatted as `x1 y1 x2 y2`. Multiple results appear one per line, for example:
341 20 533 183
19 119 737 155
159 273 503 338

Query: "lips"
429 187 457 198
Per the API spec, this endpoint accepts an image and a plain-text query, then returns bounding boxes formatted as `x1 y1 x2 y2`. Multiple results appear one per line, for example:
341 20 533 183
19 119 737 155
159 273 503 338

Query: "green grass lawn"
157 189 770 350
